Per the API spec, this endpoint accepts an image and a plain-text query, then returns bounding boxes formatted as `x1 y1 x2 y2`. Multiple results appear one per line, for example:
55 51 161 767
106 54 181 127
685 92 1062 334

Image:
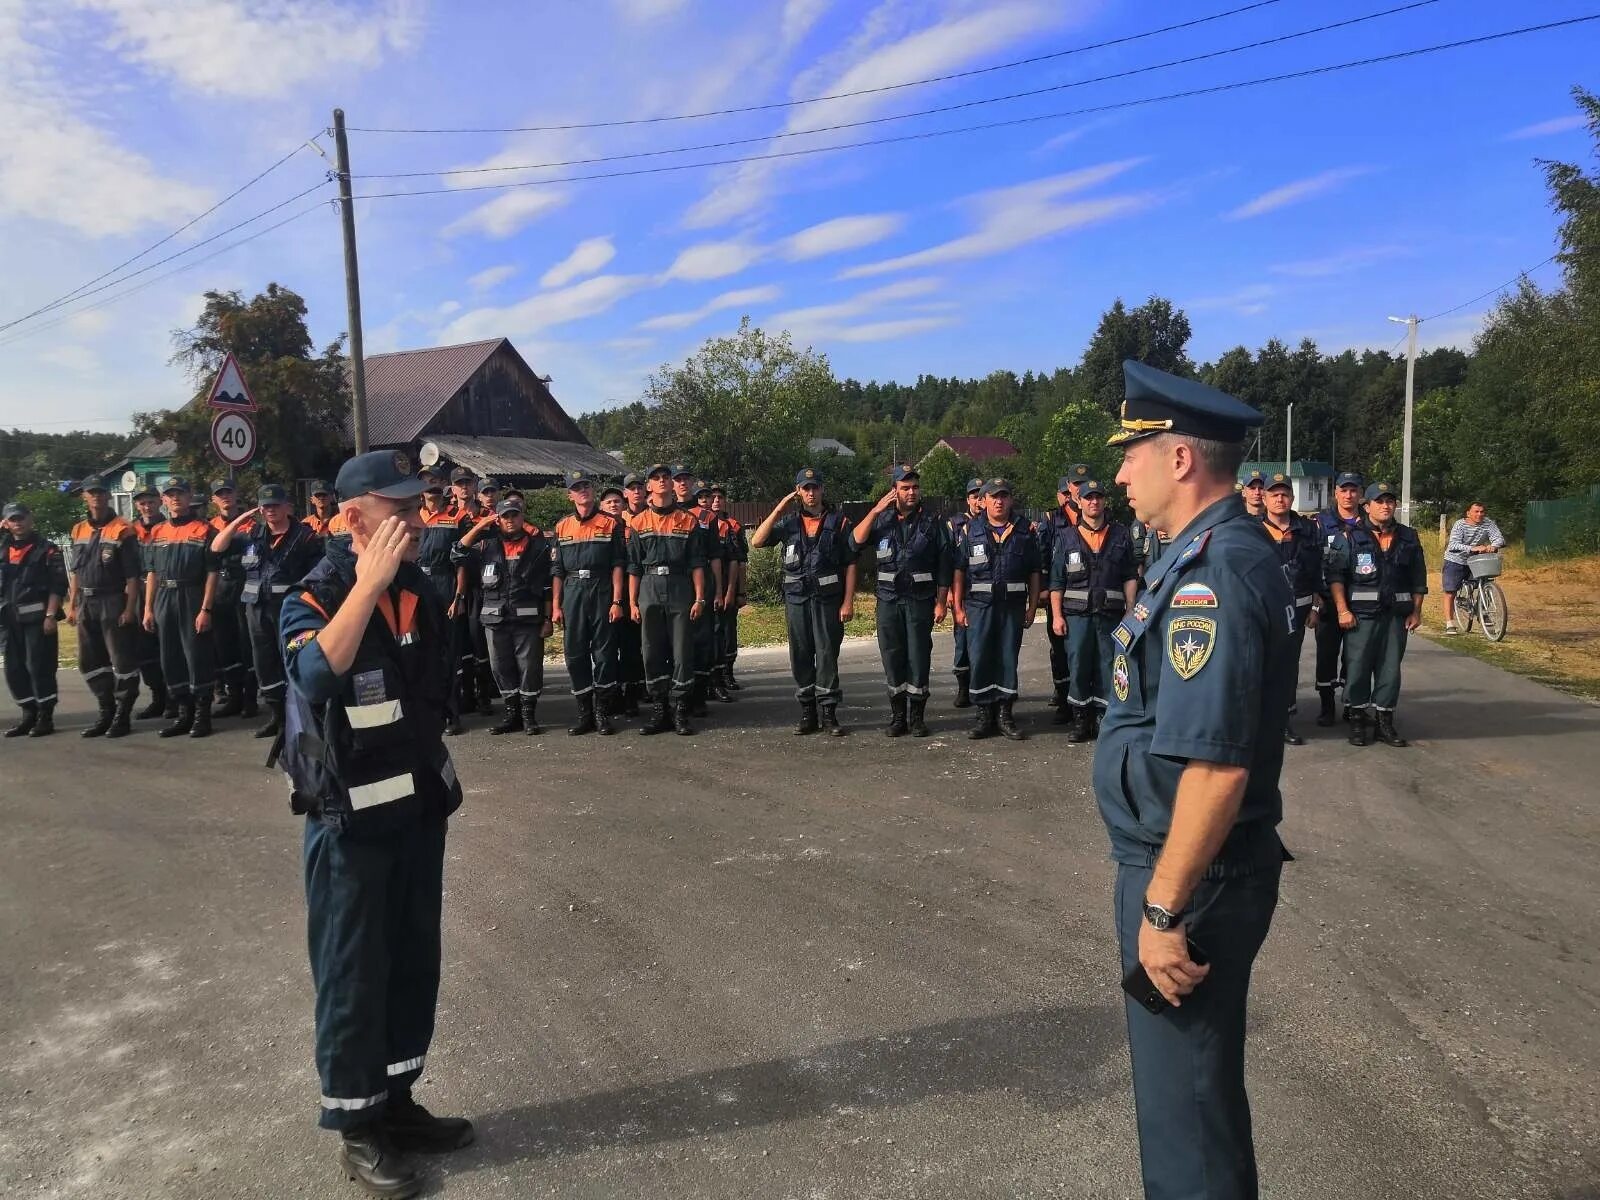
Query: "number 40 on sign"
211 409 256 467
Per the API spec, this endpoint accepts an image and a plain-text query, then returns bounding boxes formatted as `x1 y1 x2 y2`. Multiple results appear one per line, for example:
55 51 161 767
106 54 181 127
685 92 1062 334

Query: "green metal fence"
1525 485 1600 556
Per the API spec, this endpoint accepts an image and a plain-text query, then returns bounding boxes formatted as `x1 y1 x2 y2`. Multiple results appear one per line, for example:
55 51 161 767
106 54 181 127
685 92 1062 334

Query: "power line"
1422 254 1558 322
357 1 1439 182
0 138 323 334
349 0 1289 134
349 17 1600 204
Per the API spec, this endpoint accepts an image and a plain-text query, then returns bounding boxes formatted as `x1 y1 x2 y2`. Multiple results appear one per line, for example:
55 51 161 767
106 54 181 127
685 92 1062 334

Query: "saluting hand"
355 515 410 593
1139 922 1210 1007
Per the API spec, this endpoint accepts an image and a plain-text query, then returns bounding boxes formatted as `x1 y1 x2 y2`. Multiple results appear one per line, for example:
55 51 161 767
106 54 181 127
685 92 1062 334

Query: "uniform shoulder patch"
285 629 316 654
1112 652 1130 702
1166 615 1216 680
1171 582 1218 608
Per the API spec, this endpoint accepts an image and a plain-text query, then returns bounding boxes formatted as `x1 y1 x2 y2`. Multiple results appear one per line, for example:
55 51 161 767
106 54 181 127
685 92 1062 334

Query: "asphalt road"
1 630 1597 1200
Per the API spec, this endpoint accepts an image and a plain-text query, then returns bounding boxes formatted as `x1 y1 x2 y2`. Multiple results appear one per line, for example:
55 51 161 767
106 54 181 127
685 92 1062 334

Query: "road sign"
206 352 257 412
210 410 256 468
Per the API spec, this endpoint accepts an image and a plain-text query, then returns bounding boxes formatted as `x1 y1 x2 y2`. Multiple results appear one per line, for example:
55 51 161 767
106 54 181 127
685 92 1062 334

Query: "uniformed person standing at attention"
611 477 647 715
675 470 726 714
691 480 733 709
750 467 858 737
1238 467 1267 518
852 464 952 738
951 479 1040 741
455 478 502 716
414 480 465 734
1260 472 1322 745
1093 361 1293 1200
143 479 221 739
453 497 553 736
211 485 325 741
2 502 68 738
65 475 145 738
207 480 259 722
302 480 348 542
1326 481 1427 748
1036 475 1081 712
628 464 710 735
708 484 747 692
1312 471 1365 726
552 471 626 736
131 486 172 719
1048 479 1137 743
277 450 472 1197
947 477 984 708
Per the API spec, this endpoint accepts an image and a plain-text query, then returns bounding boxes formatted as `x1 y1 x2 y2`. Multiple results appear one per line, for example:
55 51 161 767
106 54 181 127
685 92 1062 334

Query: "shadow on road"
1398 691 1598 741
455 1003 1120 1170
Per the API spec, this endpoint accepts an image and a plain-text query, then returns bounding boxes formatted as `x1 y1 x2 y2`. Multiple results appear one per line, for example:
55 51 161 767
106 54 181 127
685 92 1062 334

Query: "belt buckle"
576 569 592 579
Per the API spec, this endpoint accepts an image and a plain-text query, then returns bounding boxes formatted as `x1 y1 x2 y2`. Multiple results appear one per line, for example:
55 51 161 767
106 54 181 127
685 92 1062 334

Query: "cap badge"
392 452 410 475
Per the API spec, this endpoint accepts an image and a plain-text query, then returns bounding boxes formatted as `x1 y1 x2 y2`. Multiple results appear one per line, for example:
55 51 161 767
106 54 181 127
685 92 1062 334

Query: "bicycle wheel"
1457 583 1476 634
1479 581 1509 642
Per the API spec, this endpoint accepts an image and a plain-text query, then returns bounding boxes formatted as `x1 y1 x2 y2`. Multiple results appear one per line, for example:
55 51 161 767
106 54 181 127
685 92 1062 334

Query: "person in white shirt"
1441 502 1505 633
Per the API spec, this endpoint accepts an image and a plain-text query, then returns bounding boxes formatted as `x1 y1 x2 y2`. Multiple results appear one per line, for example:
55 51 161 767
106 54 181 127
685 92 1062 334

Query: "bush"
1554 508 1600 557
744 545 783 603
519 487 573 532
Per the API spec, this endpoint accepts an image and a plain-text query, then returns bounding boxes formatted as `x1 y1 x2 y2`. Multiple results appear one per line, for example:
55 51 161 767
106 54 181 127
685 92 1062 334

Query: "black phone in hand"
1122 938 1209 1015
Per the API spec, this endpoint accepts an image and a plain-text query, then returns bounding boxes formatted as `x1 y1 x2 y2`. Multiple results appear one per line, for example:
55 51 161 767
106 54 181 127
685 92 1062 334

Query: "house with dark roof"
920 436 1019 465
359 337 619 484
100 435 178 517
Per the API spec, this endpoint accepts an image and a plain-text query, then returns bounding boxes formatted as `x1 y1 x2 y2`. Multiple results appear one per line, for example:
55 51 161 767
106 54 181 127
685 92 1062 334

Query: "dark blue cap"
670 464 693 479
335 450 426 502
622 472 645 487
449 467 476 484
306 479 333 495
1239 468 1267 487
258 484 289 505
890 463 919 483
161 477 191 494
477 478 499 493
566 471 595 489
1112 361 1263 446
1336 471 1364 489
133 485 158 501
693 479 714 496
1056 476 1073 493
795 466 822 486
496 498 523 516
210 478 234 495
600 482 624 500
645 463 672 479
1068 463 1092 480
982 478 1013 497
1078 478 1107 498
3 502 30 519
965 477 984 495
1266 471 1293 492
1365 481 1398 501
78 474 109 493
709 481 727 495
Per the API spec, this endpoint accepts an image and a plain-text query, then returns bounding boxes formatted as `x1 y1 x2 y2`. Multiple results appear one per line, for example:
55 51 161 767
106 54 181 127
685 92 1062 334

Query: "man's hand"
690 599 705 620
933 599 947 624
1404 611 1421 632
1022 605 1036 629
954 606 968 628
118 602 137 628
195 609 211 634
630 603 642 624
447 596 462 621
1052 615 1066 637
63 604 76 626
839 598 854 622
609 601 623 623
551 604 564 627
43 615 58 636
1138 921 1210 1007
355 516 410 593
1305 605 1319 630
143 612 156 634
541 618 554 639
474 514 498 532
1338 607 1357 631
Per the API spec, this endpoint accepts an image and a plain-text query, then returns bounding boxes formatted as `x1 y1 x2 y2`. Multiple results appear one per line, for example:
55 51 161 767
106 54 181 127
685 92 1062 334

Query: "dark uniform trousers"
1064 612 1117 708
718 604 739 671
952 617 970 683
641 573 695 703
616 610 644 689
691 602 716 684
155 584 216 698
77 593 141 703
213 598 254 698
965 590 1028 704
877 595 935 697
786 595 844 704
1344 611 1408 711
3 617 57 710
247 600 291 698
1116 858 1282 1200
562 578 616 697
487 619 545 701
1313 605 1348 694
1046 622 1070 695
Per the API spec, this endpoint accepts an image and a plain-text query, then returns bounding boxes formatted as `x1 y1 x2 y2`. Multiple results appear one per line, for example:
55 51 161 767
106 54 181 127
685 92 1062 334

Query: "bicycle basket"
1467 553 1502 579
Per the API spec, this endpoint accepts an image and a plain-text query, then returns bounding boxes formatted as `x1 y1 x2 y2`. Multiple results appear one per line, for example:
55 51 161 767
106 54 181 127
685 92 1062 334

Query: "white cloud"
468 264 518 292
440 274 655 343
639 284 783 331
436 300 461 316
68 0 422 99
840 161 1152 279
832 316 957 342
781 213 903 260
541 236 617 288
664 240 766 282
1269 244 1406 278
782 0 834 45
770 278 954 344
443 190 569 239
613 0 687 19
772 277 939 326
1504 114 1587 141
1185 284 1275 317
1224 167 1373 220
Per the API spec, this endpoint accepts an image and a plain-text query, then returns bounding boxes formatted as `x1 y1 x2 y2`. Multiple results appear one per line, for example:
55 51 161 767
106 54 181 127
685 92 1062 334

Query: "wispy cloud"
468 265 518 292
613 0 688 20
443 191 568 239
771 278 955 343
1268 244 1406 278
1184 283 1275 317
664 240 766 282
781 213 903 260
840 161 1152 279
640 285 783 331
782 0 834 45
1503 114 1587 141
440 274 655 343
541 236 617 288
1224 167 1373 220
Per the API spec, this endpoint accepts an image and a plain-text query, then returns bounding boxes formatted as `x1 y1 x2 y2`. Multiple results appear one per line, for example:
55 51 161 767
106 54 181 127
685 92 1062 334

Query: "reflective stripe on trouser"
247 602 290 697
1342 610 1409 711
1313 599 1348 690
77 594 141 702
561 581 616 696
718 604 738 668
952 620 970 678
616 611 644 687
304 812 445 1130
785 594 844 704
1065 611 1117 708
1116 858 1280 1200
154 585 215 697
1046 620 1070 690
640 574 694 703
486 621 545 699
3 617 58 707
876 595 934 697
965 598 1025 704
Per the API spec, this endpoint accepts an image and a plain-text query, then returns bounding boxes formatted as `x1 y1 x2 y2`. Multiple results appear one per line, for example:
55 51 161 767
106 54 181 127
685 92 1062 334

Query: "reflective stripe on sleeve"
347 773 414 810
345 700 403 729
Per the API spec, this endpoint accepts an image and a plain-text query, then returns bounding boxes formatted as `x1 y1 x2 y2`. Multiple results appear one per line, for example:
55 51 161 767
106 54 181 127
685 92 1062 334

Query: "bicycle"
1455 553 1509 642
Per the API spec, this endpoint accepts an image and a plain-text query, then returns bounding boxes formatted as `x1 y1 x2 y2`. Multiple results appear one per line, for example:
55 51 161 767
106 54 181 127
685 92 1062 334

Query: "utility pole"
333 108 369 454
1285 402 1294 473
1388 313 1419 525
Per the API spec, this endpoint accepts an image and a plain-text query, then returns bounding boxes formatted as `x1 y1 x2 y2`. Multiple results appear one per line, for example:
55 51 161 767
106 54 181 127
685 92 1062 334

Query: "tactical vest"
241 522 321 607
1338 523 1423 617
780 511 851 600
960 521 1036 606
1260 514 1321 607
278 565 461 834
871 507 944 602
474 529 552 625
1036 505 1079 570
1054 521 1134 616
416 509 460 584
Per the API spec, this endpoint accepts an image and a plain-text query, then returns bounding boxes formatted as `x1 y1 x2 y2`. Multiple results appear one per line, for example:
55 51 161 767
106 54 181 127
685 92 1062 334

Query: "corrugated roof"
361 338 505 445
101 435 177 476
929 436 1019 461
428 435 624 481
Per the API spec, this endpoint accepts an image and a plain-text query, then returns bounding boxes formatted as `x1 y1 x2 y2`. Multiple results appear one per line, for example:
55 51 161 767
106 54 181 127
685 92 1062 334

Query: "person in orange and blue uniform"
627 464 711 735
66 474 144 738
143 478 220 739
552 470 627 736
2 501 67 738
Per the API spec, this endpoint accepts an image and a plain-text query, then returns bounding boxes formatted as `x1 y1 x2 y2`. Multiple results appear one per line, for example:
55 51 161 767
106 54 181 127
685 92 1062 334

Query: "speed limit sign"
210 410 256 467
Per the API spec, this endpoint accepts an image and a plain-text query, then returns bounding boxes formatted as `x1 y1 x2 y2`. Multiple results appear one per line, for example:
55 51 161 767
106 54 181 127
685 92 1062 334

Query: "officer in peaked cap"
1237 467 1268 518
1093 360 1294 1199
276 449 472 1195
1312 470 1366 726
946 477 986 708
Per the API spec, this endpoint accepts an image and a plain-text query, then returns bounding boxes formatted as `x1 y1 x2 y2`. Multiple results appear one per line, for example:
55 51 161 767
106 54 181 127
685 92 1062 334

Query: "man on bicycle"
1441 502 1505 634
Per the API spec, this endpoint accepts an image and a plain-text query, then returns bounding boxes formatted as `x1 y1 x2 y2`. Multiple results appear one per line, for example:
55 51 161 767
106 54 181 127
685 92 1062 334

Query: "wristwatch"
1142 900 1184 931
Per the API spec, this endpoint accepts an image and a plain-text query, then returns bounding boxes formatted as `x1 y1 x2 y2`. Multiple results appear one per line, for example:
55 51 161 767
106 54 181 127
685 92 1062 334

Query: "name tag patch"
353 669 388 707
1356 552 1375 575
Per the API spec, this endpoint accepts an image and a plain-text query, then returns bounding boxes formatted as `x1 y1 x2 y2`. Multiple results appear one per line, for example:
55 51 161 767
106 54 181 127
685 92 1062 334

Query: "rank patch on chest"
1113 652 1130 702
1166 616 1217 680
1171 582 1218 608
1132 602 1150 622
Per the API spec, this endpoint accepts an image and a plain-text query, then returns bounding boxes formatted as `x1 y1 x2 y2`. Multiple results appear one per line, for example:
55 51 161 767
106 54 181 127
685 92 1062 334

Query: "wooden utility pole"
332 108 369 454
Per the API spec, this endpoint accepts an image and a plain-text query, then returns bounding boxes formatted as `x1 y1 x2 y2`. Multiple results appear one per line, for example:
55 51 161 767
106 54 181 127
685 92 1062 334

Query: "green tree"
626 319 835 499
1079 296 1194 414
9 486 80 539
0 429 129 504
915 444 976 501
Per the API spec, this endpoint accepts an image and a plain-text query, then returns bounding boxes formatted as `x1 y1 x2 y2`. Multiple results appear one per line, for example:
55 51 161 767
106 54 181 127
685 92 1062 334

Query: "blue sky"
0 0 1594 433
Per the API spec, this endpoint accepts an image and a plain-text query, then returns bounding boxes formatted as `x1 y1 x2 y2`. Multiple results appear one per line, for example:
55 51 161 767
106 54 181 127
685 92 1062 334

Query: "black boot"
953 676 971 709
595 693 616 736
1315 687 1336 727
997 699 1023 741
641 698 672 735
1374 709 1408 747
885 694 907 738
1283 717 1305 746
1342 704 1354 724
476 665 496 715
163 695 179 720
725 664 742 691
339 1124 420 1199
673 700 694 735
1052 689 1072 724
381 1090 475 1154
820 704 844 737
1065 704 1093 743
213 682 243 719
490 695 522 735
907 696 930 737
709 671 734 703
137 684 166 720
28 702 55 737
794 700 819 735
445 710 465 736
624 683 642 717
158 698 194 738
82 698 116 738
689 678 710 718
522 697 542 734
568 693 597 736
105 695 136 739
5 703 37 738
1348 709 1371 747
254 698 283 740
968 703 997 740
188 693 213 739
239 680 259 720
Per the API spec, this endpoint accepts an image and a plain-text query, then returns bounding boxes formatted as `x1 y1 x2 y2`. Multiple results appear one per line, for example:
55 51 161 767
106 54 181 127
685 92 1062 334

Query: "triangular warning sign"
206 352 257 412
